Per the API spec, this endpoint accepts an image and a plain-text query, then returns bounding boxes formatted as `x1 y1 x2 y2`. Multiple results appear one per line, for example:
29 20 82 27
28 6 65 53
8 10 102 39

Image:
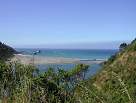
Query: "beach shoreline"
11 54 106 65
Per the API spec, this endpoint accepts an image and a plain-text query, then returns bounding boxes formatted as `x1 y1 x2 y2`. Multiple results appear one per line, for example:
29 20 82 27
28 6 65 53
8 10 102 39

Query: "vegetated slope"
76 39 136 103
0 42 17 61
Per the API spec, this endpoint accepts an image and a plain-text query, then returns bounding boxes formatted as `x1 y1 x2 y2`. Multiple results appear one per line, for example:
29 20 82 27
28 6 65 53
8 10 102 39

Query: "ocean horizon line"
15 48 118 50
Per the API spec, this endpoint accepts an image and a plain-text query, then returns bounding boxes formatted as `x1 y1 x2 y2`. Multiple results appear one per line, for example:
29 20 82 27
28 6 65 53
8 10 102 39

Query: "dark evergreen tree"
119 43 127 51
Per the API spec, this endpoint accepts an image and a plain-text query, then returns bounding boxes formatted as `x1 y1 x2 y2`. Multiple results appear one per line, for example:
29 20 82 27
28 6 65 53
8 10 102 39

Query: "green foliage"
0 39 136 103
129 41 136 51
31 64 89 103
0 61 37 103
0 42 17 61
0 62 89 103
75 39 136 103
119 43 127 51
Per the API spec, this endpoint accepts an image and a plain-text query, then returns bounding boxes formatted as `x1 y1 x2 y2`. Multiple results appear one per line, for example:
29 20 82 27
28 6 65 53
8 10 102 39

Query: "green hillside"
75 39 136 103
0 42 17 61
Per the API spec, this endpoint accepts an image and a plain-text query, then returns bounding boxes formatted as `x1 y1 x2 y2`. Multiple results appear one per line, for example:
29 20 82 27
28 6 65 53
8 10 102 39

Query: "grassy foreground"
0 39 136 103
0 61 89 103
75 39 136 103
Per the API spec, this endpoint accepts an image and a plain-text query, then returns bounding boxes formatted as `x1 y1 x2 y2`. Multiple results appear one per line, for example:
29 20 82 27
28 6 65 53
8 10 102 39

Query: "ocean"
16 48 117 60
16 48 118 79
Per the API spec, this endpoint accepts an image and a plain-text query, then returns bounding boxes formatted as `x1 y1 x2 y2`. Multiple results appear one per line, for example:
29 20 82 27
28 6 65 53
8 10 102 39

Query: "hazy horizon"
11 40 130 49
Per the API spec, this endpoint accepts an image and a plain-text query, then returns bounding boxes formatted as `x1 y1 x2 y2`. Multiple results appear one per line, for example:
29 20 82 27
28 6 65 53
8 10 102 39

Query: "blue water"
16 48 118 78
16 48 118 60
37 63 101 79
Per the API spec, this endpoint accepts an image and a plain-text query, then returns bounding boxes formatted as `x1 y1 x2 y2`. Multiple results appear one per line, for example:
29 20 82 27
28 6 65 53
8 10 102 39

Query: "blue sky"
0 0 136 49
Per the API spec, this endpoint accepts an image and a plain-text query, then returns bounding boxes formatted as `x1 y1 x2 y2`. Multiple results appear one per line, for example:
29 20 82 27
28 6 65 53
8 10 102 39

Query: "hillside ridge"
76 38 136 103
0 42 17 61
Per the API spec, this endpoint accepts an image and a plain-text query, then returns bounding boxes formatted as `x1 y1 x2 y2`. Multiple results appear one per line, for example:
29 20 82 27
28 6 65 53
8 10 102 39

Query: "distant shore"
11 54 106 65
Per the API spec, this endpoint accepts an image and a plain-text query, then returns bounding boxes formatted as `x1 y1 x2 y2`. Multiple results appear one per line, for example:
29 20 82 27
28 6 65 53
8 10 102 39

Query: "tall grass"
0 62 89 103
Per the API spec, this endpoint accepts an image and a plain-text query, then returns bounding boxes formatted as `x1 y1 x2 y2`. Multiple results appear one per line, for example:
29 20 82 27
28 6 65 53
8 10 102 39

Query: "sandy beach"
11 54 105 65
